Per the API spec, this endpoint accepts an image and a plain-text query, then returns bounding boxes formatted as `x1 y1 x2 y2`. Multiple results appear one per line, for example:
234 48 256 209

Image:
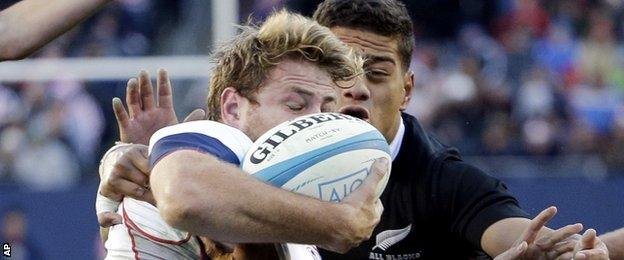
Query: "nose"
342 79 370 101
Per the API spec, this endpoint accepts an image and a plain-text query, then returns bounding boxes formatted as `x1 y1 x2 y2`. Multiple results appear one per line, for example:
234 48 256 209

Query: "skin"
329 26 608 259
599 228 624 260
0 0 112 61
331 27 413 144
148 59 385 253
231 59 338 141
97 11 615 260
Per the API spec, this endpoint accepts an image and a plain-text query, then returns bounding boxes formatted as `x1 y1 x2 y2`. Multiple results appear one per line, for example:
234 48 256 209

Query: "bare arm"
482 207 608 259
0 0 111 61
601 227 624 259
151 150 385 253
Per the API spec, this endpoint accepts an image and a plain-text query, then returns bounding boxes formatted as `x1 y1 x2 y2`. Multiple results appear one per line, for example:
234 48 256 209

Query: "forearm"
601 228 624 259
0 0 111 60
482 217 554 256
151 150 347 246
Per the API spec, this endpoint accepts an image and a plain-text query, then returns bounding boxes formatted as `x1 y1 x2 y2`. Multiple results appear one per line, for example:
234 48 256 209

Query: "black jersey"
319 113 529 259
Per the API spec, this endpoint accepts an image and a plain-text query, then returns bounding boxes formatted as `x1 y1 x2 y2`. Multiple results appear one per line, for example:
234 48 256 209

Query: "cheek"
248 109 295 139
370 86 395 112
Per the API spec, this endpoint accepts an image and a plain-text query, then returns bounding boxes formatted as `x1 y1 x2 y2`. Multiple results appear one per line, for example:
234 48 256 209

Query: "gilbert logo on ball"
242 112 391 202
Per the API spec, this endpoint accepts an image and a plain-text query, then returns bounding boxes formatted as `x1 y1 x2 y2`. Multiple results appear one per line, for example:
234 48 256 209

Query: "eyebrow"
364 55 396 66
291 85 336 103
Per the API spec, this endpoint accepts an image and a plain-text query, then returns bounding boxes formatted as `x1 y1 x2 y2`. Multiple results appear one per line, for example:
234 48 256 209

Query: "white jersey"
105 120 321 259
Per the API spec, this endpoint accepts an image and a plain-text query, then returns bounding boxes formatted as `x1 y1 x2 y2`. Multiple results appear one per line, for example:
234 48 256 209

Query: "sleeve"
148 120 253 168
435 159 530 249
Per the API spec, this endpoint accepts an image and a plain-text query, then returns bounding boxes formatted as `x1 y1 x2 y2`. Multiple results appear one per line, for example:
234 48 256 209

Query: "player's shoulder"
149 120 252 150
151 120 244 141
148 120 253 165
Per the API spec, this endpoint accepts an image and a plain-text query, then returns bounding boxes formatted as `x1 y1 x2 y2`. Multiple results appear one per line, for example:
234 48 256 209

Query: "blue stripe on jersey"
149 133 240 167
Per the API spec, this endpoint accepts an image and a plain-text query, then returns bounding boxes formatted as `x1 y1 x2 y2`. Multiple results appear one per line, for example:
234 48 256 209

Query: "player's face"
331 27 413 143
238 59 339 141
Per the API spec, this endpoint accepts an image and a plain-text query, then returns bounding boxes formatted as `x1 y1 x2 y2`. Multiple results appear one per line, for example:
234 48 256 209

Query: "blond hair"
207 10 363 121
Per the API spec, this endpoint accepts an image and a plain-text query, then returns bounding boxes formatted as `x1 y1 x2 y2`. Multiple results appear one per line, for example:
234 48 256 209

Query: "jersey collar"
388 116 405 161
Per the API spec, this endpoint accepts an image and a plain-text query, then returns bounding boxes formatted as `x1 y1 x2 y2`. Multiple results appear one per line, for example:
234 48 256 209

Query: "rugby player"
313 1 608 259
98 1 614 259
99 10 385 259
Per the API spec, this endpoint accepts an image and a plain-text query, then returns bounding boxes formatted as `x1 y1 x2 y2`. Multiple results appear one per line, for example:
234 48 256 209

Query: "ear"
399 71 414 111
220 87 242 128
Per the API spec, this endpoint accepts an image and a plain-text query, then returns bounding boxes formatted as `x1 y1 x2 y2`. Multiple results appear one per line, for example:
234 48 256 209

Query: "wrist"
319 203 356 251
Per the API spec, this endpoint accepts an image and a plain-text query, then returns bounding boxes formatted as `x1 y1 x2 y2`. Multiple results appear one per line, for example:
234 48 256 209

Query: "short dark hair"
313 0 414 71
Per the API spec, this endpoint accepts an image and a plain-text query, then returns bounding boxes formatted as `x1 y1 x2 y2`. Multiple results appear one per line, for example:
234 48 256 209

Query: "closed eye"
286 103 305 111
367 69 389 77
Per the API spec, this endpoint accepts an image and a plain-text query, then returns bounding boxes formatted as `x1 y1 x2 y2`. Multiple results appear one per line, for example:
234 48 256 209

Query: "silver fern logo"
372 224 412 251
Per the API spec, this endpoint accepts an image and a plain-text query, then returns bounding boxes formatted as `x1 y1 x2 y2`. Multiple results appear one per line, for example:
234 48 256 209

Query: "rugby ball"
241 112 391 202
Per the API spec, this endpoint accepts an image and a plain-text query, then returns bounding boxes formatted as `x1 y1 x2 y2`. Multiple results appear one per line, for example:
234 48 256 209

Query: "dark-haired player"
313 0 607 259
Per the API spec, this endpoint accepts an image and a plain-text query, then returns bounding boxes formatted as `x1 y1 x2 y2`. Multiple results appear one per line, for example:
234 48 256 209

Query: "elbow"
159 196 200 231
152 165 213 232
151 152 224 234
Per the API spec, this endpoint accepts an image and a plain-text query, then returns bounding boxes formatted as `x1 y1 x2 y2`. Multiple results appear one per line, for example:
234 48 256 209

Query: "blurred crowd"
0 0 206 190
3 0 624 191
404 0 624 170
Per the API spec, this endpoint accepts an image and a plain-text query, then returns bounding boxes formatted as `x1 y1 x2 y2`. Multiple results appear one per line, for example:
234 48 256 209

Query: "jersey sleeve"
435 159 530 249
148 120 253 168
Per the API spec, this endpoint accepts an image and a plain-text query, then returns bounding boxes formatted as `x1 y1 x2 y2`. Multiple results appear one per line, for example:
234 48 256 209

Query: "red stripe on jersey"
122 201 192 245
122 209 140 260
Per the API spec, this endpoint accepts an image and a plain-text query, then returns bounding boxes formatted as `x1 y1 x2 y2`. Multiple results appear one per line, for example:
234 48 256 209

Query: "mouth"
339 105 370 122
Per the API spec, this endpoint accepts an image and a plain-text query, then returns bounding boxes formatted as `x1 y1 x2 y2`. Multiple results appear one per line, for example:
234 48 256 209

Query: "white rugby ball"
241 112 391 202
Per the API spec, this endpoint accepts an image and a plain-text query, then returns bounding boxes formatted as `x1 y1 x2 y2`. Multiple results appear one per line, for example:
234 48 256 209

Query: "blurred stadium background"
1 0 623 259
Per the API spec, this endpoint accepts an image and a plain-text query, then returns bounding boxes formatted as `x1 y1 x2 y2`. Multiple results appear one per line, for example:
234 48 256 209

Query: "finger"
97 212 122 227
344 157 388 203
139 70 155 110
112 97 129 128
99 185 124 202
554 251 574 260
536 223 583 249
547 240 577 259
128 146 150 175
494 241 528 260
580 229 597 250
126 78 142 118
157 69 174 108
183 108 206 122
113 163 150 188
108 176 149 199
520 206 557 244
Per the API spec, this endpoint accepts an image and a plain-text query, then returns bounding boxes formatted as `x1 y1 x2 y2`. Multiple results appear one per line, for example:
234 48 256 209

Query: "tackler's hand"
321 157 387 253
96 143 151 227
113 69 205 145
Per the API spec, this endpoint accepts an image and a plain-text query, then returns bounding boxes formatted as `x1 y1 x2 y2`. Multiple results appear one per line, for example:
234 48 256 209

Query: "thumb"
183 109 206 122
97 212 122 227
580 229 597 249
343 157 388 204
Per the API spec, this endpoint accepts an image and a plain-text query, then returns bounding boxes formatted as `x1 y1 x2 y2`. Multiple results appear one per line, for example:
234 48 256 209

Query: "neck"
384 112 402 143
